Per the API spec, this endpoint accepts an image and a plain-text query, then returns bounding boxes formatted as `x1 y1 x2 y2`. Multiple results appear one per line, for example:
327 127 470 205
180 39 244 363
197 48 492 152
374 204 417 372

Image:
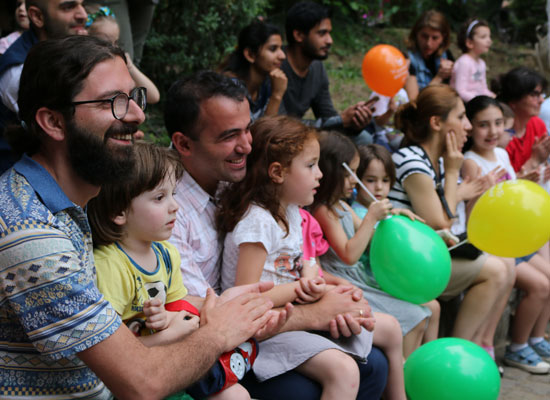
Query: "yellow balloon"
467 180 550 257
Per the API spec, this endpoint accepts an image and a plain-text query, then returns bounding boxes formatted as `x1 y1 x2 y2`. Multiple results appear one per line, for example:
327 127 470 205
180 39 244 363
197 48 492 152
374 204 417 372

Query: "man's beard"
66 119 136 186
42 13 83 39
302 38 330 61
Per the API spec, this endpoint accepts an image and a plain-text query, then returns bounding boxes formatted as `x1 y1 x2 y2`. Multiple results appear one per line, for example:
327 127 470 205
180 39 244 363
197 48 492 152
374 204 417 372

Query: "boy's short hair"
87 142 184 247
357 144 396 187
164 70 247 141
285 1 331 46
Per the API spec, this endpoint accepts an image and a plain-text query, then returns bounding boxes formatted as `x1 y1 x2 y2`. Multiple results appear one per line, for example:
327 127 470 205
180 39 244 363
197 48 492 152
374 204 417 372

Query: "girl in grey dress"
311 132 440 400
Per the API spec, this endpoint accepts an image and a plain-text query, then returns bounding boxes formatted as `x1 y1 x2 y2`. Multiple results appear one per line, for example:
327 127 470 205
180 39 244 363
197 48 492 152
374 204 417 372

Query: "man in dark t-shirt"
281 1 375 135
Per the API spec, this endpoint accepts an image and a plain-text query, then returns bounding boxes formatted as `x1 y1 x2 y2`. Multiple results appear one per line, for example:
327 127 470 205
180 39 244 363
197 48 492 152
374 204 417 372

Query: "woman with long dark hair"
221 20 287 120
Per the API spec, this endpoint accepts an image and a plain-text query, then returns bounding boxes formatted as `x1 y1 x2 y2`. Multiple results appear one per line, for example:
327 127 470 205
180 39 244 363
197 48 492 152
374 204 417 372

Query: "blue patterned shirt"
0 155 121 399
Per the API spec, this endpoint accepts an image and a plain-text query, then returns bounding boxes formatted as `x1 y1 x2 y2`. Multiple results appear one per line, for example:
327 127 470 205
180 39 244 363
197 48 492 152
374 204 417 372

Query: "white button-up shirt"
170 171 222 296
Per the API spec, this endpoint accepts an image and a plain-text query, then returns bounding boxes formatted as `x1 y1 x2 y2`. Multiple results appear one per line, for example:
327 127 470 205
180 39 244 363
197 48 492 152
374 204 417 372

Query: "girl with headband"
451 18 496 102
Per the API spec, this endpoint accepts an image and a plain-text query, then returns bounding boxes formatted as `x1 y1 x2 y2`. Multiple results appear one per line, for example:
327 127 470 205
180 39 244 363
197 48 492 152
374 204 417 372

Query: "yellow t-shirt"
94 241 187 334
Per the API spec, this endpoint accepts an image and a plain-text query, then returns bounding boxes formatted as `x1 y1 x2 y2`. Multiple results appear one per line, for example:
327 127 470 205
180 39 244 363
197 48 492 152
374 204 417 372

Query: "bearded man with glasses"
0 35 279 400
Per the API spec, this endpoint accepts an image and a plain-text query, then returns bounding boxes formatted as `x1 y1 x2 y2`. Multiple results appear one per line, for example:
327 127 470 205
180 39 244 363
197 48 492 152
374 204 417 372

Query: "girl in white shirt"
463 95 550 373
218 115 373 399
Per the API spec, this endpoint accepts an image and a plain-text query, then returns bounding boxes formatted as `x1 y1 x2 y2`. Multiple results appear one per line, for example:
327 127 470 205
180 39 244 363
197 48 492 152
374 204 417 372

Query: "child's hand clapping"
295 277 326 304
457 175 486 202
458 166 507 203
479 166 507 189
518 165 541 182
531 135 550 164
143 297 170 331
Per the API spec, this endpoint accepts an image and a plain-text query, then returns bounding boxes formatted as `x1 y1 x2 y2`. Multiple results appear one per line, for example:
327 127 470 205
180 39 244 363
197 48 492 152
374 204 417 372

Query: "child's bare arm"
374 96 397 127
301 261 320 279
314 202 389 266
125 52 160 104
390 208 425 222
183 295 205 311
236 242 301 307
138 311 200 347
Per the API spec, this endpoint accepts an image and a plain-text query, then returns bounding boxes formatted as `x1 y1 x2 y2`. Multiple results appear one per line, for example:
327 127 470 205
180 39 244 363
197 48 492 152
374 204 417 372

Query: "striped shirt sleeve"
389 146 436 210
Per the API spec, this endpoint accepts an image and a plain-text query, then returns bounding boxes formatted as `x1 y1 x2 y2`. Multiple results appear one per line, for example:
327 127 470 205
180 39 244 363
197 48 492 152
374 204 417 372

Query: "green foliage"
141 0 270 95
388 0 547 45
138 0 546 141
139 0 270 140
320 0 400 27
389 0 500 31
140 102 170 145
508 0 547 44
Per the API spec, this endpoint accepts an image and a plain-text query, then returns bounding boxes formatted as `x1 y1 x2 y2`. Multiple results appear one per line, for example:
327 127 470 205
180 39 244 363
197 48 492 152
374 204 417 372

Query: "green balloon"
370 215 451 304
404 338 501 400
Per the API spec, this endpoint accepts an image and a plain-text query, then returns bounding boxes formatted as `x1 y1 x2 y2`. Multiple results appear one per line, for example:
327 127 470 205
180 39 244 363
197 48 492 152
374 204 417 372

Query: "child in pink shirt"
300 208 329 277
451 18 495 102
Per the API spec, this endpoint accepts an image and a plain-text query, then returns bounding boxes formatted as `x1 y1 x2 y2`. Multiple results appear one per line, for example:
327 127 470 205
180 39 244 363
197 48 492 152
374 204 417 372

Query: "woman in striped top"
388 84 515 359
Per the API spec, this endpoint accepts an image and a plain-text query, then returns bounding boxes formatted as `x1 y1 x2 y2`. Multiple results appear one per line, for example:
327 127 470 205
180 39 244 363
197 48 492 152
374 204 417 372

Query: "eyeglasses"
529 90 544 98
71 87 147 120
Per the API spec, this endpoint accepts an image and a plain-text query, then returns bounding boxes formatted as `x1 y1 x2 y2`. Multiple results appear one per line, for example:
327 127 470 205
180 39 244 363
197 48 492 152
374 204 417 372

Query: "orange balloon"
362 44 408 97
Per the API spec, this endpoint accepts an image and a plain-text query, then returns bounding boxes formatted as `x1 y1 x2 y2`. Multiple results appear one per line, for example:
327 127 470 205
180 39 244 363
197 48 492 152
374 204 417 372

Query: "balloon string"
342 162 378 203
448 239 468 251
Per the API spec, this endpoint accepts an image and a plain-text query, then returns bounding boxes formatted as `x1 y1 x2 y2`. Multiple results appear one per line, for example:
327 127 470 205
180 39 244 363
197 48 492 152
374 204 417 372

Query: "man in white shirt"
1 36 277 400
166 70 389 399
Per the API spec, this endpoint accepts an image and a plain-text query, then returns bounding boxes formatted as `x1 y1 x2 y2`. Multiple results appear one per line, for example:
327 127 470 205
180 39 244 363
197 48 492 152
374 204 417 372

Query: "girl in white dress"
463 95 550 373
218 116 373 400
